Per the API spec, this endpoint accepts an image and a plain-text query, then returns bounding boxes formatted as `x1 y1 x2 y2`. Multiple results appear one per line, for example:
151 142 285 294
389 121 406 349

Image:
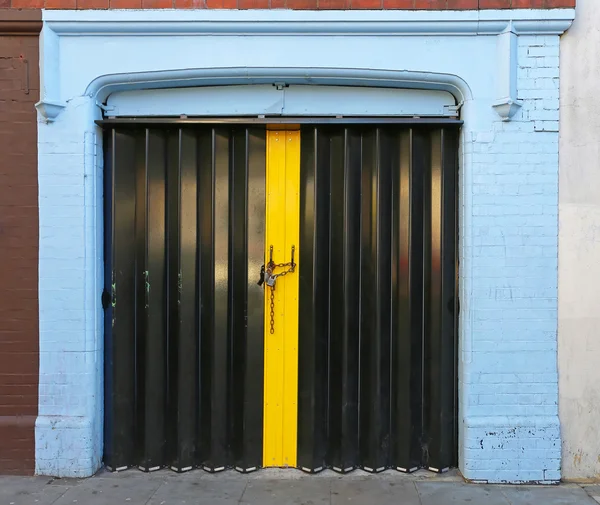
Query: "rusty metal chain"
268 262 296 278
263 245 296 335
269 286 276 334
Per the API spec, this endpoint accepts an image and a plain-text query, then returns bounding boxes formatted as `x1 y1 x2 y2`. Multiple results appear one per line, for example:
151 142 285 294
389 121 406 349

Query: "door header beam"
96 116 463 127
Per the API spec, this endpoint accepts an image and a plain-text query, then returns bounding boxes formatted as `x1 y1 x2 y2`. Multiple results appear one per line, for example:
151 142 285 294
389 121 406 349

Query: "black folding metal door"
297 126 458 473
102 122 458 474
103 126 266 472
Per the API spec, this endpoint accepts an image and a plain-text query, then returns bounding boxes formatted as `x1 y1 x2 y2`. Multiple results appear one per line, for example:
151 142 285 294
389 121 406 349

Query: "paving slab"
147 474 247 505
0 476 70 505
51 471 163 505
416 481 511 505
242 477 330 505
331 475 421 505
582 485 600 504
500 484 597 505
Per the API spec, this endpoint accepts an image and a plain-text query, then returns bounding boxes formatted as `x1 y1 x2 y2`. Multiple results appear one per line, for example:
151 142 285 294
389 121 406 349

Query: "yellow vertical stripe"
263 130 300 468
282 130 299 467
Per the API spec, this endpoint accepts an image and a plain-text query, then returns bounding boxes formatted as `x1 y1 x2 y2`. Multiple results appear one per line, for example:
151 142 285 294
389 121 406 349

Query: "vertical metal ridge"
420 129 433 468
391 128 406 469
296 127 315 471
358 127 374 471
105 129 138 470
169 128 199 471
197 128 233 470
212 128 231 469
245 127 266 469
231 127 265 470
103 129 116 469
134 129 146 468
229 128 242 470
358 128 377 471
342 128 362 471
329 128 345 471
423 128 445 471
410 130 426 471
391 128 426 471
437 128 459 469
198 127 215 466
376 128 392 471
139 129 168 471
451 128 460 468
165 128 182 469
359 128 392 472
297 126 330 471
229 127 245 470
328 127 360 472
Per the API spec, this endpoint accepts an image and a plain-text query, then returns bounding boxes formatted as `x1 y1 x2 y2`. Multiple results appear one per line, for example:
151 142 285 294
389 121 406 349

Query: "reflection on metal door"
103 126 266 472
101 120 459 475
297 126 458 473
263 129 300 467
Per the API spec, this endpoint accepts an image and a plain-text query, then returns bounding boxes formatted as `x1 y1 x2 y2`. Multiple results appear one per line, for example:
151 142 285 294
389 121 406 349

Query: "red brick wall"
2 0 576 9
0 9 41 476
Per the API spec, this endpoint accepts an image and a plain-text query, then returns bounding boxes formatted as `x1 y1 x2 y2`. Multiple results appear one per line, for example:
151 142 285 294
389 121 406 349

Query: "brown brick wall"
0 9 41 476
0 0 577 9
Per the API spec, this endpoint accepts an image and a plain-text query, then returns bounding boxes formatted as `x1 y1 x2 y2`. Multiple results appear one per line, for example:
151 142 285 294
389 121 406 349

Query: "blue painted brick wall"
460 35 560 484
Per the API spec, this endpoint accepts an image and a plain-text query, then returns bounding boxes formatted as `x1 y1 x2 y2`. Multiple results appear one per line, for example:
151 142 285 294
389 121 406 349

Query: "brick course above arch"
3 0 576 11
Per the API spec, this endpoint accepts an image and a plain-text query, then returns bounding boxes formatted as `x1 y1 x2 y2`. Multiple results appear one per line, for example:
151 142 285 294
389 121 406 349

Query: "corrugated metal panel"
103 123 458 474
297 126 458 473
103 127 266 472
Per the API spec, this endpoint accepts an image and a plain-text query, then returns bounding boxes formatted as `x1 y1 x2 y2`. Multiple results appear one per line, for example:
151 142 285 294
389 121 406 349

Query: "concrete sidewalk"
1 468 598 505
